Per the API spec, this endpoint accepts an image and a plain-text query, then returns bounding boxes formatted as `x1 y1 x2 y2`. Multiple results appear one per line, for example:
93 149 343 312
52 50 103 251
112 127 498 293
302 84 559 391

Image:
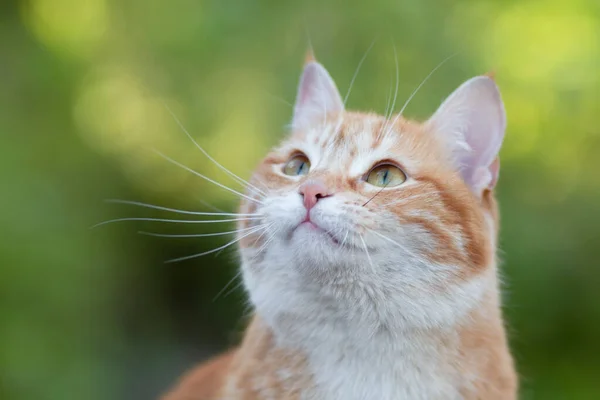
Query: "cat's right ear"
292 55 344 130
426 76 506 196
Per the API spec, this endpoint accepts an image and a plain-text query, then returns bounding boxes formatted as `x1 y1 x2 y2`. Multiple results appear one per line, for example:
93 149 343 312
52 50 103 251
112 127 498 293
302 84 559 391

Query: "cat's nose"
299 181 332 211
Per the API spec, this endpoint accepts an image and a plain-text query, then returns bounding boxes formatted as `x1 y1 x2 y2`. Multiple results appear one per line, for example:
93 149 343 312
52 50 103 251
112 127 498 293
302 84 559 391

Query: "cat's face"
237 59 505 331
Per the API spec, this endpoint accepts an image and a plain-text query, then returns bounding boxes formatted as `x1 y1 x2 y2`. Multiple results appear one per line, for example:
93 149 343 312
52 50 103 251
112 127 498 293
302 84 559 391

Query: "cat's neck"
233 266 515 400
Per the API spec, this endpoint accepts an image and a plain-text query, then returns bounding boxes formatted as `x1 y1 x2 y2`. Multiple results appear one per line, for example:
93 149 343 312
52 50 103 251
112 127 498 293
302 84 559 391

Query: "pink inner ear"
292 61 344 129
488 157 500 189
427 76 506 195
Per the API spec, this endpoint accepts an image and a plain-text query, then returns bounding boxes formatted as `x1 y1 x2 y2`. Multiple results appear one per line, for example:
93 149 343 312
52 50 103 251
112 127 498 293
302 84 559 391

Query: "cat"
161 52 518 400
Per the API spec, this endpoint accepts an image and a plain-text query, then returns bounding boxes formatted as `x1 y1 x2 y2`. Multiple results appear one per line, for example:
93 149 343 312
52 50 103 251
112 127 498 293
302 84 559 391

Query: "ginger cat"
161 54 517 400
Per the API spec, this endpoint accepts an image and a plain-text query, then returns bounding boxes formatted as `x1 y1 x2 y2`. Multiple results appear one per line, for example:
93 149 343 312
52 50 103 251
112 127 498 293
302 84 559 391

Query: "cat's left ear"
292 56 344 130
426 76 506 195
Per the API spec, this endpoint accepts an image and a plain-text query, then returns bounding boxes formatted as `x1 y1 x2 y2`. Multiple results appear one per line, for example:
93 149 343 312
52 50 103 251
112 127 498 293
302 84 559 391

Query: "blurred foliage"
0 0 599 399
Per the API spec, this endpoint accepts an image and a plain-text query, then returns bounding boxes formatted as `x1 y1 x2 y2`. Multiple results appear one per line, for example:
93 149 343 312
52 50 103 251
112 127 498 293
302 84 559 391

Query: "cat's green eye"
283 154 311 176
365 164 407 187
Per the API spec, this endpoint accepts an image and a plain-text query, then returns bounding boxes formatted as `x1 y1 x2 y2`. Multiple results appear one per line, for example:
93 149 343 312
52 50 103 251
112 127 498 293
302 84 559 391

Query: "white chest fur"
290 329 464 400
243 248 492 400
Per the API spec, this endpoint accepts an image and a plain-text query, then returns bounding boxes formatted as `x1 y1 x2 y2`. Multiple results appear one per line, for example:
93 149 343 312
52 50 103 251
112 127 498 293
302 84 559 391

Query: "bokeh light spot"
486 2 599 88
22 0 109 59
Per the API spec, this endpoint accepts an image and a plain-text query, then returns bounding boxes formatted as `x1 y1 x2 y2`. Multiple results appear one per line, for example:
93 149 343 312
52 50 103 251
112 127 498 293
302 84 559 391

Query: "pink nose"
299 181 332 211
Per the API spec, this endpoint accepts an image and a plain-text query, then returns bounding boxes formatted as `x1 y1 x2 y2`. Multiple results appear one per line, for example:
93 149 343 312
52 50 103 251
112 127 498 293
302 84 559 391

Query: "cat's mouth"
291 220 341 245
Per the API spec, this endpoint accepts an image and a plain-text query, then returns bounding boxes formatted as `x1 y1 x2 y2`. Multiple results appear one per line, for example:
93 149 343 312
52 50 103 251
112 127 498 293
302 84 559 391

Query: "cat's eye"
283 154 311 176
365 164 407 187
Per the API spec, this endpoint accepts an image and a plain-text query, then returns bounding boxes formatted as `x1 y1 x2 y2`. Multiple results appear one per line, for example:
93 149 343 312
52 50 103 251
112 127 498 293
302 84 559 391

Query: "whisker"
153 150 263 205
385 52 459 136
213 270 244 302
340 229 350 248
387 40 400 121
221 280 245 299
359 234 376 274
378 41 400 140
92 216 261 229
263 91 294 108
398 52 459 116
250 225 271 248
260 231 278 253
138 225 261 238
255 231 275 255
383 74 394 123
198 199 227 213
343 38 377 107
366 228 421 260
214 223 271 258
163 104 267 197
106 199 261 217
165 224 267 263
246 173 270 192
252 225 278 258
362 182 389 207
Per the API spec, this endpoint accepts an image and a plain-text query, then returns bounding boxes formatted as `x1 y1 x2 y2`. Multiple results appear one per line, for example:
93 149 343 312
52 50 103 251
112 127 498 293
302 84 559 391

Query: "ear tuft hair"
304 48 316 64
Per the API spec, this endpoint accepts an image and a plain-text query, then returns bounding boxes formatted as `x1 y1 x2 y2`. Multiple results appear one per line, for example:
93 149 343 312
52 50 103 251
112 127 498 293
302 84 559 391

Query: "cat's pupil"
381 169 389 184
298 162 305 174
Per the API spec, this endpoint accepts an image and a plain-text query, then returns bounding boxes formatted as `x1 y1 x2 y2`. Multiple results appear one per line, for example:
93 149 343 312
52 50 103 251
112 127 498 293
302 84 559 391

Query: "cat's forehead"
299 112 386 146
284 112 432 175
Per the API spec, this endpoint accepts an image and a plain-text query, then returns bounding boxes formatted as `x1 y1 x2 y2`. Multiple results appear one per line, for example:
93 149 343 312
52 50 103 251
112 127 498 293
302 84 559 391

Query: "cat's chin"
289 221 341 246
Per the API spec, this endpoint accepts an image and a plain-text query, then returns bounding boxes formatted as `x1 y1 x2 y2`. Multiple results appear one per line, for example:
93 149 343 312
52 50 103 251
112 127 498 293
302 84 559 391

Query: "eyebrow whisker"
344 38 377 107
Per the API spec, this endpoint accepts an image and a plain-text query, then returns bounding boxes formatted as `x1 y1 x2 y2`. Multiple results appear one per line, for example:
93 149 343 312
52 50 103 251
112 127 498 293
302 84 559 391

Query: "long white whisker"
222 280 245 299
214 223 272 258
92 216 261 229
340 229 350 248
359 234 376 274
166 224 267 263
258 231 277 254
367 228 420 260
379 41 400 140
138 225 261 238
213 270 243 302
244 171 269 192
383 75 393 121
198 200 226 213
251 225 271 248
388 41 400 120
153 150 263 205
325 225 346 246
384 52 460 137
239 221 275 261
163 104 267 197
252 226 278 258
398 52 458 116
263 91 293 108
367 228 398 245
106 199 260 217
343 38 377 106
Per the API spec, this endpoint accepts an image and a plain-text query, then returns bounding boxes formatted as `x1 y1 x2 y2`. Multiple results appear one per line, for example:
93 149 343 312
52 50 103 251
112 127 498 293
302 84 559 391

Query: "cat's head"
237 56 505 333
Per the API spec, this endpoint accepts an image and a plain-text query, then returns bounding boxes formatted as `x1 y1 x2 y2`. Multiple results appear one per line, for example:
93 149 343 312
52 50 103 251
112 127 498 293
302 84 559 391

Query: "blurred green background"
1 0 599 399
